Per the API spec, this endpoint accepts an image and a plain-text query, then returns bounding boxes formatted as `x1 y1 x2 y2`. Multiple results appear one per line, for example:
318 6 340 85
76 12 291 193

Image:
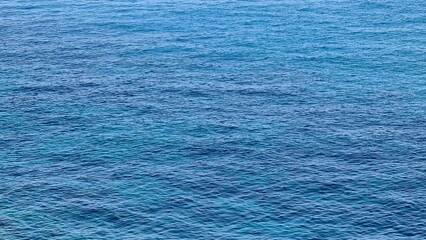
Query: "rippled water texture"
1 0 426 239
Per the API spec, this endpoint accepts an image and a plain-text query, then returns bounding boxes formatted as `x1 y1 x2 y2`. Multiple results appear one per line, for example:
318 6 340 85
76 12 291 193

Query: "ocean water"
1 0 425 239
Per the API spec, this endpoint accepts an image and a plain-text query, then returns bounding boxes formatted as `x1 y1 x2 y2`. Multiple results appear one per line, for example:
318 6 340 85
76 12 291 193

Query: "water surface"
1 0 425 239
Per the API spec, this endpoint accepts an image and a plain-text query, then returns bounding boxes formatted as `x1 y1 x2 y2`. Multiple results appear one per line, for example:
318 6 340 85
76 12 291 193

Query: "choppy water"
1 0 425 239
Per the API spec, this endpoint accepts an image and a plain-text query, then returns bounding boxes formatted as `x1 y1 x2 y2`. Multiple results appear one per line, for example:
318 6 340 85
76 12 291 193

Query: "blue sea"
1 0 425 239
